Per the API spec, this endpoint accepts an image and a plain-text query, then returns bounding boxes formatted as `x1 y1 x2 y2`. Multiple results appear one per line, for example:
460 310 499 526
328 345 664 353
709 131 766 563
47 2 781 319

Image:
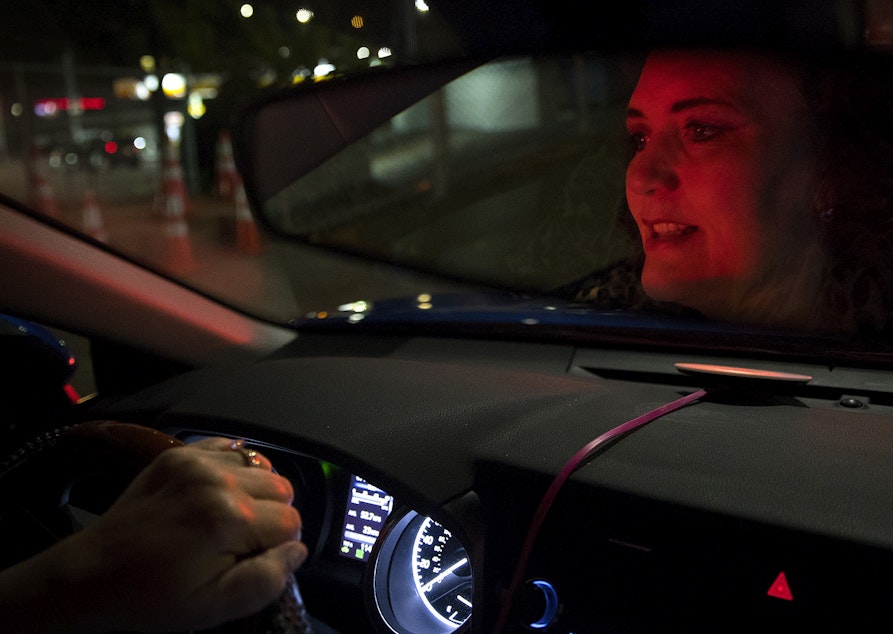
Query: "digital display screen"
339 475 394 562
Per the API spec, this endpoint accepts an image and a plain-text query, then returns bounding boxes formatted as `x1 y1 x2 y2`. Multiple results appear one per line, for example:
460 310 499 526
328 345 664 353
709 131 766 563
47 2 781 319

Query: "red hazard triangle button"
767 571 794 601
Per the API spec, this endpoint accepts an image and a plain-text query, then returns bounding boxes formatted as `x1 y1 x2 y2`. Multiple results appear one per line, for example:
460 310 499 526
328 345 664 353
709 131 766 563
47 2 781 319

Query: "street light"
161 73 187 99
313 59 335 78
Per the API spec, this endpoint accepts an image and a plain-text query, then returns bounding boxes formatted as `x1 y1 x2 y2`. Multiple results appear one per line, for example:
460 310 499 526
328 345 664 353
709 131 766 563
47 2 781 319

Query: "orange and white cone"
28 149 60 218
81 189 107 242
161 141 194 274
161 140 190 216
234 173 262 254
215 130 237 200
162 209 194 275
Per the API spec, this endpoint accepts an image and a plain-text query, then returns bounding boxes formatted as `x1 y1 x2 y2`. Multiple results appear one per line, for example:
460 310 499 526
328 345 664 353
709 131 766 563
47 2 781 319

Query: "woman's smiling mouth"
650 222 699 239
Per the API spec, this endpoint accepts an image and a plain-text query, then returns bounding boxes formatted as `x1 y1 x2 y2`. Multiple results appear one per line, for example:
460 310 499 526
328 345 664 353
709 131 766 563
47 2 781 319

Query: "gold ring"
230 439 263 468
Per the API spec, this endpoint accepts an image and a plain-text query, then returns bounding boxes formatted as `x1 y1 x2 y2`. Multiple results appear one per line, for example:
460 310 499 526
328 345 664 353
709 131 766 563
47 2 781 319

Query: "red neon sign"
34 97 106 116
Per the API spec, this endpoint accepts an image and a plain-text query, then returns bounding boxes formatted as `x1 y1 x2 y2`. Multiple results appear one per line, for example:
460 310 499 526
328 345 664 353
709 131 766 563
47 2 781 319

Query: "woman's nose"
626 135 680 195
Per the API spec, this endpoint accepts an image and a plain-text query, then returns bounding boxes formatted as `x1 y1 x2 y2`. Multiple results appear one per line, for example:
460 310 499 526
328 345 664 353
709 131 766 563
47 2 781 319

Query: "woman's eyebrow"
670 97 737 113
626 97 738 119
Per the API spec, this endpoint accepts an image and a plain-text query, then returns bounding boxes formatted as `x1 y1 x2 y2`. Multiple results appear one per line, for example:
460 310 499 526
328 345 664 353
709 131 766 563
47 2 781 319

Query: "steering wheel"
0 420 313 634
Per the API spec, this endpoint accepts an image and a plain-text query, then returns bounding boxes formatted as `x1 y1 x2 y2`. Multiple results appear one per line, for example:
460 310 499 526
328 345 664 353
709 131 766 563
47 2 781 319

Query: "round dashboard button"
519 579 559 629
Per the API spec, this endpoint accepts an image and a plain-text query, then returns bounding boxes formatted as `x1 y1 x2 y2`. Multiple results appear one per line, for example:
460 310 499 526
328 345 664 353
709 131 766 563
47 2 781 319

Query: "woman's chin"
641 274 704 305
641 277 729 320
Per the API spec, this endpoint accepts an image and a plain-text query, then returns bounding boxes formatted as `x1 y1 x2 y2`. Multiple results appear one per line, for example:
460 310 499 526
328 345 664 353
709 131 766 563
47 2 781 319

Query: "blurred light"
34 98 105 116
35 101 58 117
313 59 335 77
133 137 147 150
188 93 206 119
140 55 156 72
144 74 159 92
279 46 291 58
240 3 254 18
64 152 78 166
417 293 432 303
357 46 370 59
378 47 392 58
256 69 277 87
164 111 185 143
104 141 118 155
161 73 187 99
296 8 314 23
11 103 23 117
191 74 222 98
338 301 370 313
114 78 153 100
351 15 364 28
291 67 311 83
348 314 365 323
418 302 433 310
415 0 429 12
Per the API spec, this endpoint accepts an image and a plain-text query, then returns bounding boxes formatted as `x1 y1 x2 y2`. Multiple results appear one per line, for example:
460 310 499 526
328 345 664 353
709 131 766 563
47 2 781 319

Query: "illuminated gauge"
412 517 473 627
370 509 473 634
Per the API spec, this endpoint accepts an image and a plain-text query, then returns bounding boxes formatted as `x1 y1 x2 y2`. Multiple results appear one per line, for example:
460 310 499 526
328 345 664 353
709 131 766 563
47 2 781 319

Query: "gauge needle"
422 557 468 593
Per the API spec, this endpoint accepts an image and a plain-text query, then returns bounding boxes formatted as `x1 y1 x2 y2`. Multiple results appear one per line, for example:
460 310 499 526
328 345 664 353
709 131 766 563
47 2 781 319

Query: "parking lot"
0 154 466 323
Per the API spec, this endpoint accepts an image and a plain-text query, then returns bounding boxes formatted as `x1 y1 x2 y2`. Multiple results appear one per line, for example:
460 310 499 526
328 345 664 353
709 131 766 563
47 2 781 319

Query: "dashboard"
85 333 893 633
176 430 475 634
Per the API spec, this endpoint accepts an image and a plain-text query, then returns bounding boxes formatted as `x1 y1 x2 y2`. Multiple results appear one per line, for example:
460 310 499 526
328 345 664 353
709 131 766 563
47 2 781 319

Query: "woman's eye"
687 122 722 142
628 133 648 153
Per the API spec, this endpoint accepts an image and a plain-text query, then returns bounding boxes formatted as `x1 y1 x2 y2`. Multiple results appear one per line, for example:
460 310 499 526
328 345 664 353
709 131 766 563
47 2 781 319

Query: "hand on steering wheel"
0 421 313 633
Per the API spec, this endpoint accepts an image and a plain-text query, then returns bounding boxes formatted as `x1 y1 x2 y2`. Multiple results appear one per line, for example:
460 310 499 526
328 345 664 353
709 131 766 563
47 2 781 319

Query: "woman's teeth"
652 222 697 237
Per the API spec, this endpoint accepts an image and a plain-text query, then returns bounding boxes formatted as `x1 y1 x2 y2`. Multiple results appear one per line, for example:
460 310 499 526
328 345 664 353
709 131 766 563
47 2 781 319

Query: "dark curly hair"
804 53 893 333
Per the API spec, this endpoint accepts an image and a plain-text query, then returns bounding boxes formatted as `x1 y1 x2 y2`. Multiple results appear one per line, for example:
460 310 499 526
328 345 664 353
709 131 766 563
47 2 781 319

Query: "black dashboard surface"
91 335 893 632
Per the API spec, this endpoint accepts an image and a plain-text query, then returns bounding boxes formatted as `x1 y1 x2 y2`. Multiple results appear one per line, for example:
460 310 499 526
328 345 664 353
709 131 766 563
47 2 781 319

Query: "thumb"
217 541 309 621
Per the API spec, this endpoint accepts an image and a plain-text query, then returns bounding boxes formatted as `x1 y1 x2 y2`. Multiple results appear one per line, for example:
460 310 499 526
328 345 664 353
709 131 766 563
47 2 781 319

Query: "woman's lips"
650 221 698 239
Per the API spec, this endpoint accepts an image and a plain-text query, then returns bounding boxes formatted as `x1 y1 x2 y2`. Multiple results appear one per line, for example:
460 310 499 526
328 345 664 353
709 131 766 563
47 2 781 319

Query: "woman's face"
625 51 823 323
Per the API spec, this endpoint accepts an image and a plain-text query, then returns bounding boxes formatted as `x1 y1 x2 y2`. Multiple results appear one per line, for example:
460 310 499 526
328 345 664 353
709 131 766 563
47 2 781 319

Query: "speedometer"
371 507 474 634
412 517 473 627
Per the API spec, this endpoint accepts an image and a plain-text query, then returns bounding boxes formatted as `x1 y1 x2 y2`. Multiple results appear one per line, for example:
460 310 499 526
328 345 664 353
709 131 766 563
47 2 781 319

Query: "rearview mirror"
233 61 477 219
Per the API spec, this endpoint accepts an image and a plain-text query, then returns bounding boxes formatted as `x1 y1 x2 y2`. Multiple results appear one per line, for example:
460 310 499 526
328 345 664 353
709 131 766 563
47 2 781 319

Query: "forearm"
0 532 114 633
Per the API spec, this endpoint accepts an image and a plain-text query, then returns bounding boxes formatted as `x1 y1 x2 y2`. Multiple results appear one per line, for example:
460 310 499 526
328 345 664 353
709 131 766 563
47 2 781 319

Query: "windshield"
4 1 893 349
0 1 473 324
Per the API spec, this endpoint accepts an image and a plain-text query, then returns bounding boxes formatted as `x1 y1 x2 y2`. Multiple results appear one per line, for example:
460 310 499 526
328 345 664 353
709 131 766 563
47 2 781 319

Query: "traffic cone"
28 149 60 218
160 140 194 274
81 189 107 242
160 139 190 215
215 130 237 200
234 173 262 254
